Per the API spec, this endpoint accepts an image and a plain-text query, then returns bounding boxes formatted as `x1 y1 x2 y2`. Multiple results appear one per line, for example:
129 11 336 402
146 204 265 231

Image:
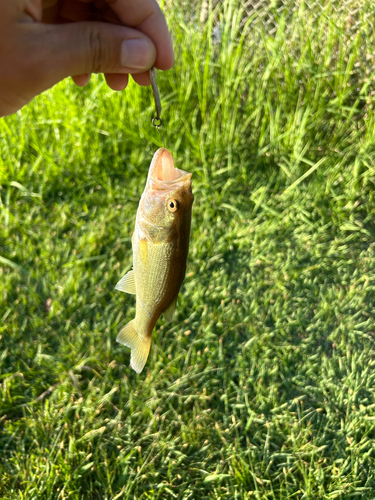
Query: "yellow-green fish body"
115 148 193 373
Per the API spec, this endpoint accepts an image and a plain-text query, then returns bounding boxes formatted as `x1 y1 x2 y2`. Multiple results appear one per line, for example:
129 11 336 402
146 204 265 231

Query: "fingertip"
155 43 174 71
120 37 156 72
131 72 151 86
105 73 129 91
72 74 91 87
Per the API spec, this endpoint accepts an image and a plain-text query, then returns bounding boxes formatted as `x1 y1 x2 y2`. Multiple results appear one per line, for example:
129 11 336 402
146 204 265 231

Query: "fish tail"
116 321 151 374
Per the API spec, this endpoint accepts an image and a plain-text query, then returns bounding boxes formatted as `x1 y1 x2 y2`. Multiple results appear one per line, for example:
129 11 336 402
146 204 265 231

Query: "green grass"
2 0 375 498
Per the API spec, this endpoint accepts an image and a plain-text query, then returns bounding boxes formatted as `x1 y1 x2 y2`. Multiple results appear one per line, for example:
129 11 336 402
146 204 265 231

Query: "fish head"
138 148 193 242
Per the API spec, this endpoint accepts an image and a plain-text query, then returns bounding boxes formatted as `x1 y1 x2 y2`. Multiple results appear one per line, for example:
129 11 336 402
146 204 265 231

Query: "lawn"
1 1 375 498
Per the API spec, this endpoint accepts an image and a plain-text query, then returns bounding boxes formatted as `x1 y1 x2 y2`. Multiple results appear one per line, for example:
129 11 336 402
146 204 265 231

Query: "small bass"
115 148 194 373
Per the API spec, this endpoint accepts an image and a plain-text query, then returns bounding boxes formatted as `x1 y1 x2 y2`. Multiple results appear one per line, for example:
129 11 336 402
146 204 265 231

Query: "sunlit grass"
1 0 375 498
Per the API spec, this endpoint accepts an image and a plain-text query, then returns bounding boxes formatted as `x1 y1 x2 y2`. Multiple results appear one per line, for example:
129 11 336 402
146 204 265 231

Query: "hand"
0 0 174 117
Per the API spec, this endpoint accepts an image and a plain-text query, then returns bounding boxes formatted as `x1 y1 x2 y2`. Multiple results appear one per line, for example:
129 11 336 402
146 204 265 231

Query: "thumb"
33 21 157 87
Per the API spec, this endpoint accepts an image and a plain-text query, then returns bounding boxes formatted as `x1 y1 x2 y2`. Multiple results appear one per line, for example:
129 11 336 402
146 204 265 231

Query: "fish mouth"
147 148 192 185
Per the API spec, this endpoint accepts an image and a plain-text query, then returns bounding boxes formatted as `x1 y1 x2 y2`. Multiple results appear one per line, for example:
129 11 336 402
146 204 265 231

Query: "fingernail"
121 39 155 70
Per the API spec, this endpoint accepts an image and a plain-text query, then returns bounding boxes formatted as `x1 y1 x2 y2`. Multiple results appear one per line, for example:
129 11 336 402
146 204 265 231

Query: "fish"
115 148 194 374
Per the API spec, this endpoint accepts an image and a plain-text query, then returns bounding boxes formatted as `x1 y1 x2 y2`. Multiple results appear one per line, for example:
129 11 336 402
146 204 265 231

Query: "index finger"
104 0 174 70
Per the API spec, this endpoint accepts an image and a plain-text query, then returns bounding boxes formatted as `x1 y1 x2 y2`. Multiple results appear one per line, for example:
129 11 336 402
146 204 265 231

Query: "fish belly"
134 238 185 334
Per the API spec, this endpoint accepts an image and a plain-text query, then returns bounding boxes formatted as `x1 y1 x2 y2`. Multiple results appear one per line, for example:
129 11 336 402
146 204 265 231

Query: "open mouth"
149 148 190 183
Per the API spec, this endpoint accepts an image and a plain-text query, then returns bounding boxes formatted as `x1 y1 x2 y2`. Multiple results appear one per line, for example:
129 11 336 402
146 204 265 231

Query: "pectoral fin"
115 270 136 295
163 296 177 323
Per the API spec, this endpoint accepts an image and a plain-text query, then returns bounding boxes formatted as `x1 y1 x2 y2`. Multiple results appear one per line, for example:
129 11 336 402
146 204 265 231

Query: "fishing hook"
150 67 166 148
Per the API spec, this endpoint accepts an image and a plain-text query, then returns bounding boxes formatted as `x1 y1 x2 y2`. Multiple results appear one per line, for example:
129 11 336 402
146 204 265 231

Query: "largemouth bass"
115 148 193 374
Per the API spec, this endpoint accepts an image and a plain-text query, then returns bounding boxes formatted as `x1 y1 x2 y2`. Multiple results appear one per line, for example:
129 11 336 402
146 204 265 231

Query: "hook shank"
150 67 162 120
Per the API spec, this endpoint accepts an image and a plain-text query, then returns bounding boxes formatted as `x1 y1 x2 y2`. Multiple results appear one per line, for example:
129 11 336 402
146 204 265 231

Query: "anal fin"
115 270 136 295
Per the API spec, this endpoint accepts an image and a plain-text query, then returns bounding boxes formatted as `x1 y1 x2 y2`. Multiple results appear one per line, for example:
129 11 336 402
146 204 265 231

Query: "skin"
0 0 174 116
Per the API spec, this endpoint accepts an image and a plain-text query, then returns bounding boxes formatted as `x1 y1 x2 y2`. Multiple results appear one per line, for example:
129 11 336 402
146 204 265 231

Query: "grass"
1 0 375 498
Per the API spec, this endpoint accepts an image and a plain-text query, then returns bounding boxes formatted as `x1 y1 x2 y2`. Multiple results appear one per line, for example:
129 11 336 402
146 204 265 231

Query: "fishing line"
152 117 166 148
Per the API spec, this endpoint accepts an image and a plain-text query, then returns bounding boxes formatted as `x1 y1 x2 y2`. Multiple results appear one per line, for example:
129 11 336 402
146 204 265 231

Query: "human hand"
0 0 174 117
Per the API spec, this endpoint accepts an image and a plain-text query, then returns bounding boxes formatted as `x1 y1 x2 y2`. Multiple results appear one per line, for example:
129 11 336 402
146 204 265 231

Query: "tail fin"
116 320 151 374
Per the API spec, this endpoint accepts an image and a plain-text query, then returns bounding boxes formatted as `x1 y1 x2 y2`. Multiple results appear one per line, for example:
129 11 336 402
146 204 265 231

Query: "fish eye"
167 198 179 213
